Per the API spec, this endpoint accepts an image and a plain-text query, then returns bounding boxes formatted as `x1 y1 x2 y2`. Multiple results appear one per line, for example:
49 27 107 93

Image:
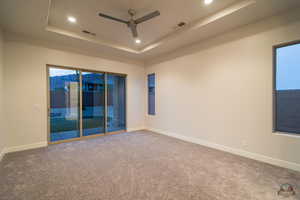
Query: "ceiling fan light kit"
98 9 160 42
135 38 141 44
67 16 77 23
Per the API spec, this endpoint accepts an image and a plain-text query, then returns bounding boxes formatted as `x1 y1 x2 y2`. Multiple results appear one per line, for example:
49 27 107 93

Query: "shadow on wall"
145 8 300 66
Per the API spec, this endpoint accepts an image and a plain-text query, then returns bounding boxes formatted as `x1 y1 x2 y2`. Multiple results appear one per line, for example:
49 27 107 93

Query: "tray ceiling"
0 0 300 63
48 0 239 51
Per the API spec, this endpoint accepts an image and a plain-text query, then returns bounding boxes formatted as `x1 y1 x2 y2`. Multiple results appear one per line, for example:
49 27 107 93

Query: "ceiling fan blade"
129 24 138 38
135 10 160 24
98 13 128 24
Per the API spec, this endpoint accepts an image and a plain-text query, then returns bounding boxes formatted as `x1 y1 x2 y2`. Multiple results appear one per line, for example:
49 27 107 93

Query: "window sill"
274 131 300 139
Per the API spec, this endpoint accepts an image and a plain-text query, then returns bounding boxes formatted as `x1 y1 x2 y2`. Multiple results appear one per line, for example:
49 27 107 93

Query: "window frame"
273 40 300 135
148 73 156 116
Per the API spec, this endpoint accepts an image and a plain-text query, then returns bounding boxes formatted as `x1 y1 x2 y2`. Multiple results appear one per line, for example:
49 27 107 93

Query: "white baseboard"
127 127 145 132
147 128 300 172
4 141 48 154
3 129 299 172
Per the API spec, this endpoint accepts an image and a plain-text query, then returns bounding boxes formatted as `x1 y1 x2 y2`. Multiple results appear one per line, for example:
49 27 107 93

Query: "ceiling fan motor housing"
128 9 136 17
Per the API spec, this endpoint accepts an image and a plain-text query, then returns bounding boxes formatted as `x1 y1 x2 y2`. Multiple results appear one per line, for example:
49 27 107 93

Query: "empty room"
1 0 300 199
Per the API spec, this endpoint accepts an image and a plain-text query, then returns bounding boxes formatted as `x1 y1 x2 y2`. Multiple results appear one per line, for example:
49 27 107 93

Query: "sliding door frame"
46 64 127 145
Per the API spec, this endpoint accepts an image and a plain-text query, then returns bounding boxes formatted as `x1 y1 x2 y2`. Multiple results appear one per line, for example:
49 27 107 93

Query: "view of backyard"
49 68 126 142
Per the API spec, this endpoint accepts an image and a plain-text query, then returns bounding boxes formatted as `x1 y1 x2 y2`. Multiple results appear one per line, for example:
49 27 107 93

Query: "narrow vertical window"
148 73 155 115
274 41 300 134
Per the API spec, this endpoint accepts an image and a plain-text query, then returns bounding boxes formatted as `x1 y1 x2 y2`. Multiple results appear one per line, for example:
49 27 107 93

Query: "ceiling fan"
98 9 160 42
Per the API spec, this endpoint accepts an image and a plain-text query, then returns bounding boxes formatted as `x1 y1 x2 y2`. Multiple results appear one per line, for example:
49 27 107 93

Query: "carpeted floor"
0 130 300 200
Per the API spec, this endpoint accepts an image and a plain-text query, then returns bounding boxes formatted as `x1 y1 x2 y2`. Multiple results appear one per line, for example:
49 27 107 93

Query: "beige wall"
146 12 300 168
3 41 145 148
0 28 6 156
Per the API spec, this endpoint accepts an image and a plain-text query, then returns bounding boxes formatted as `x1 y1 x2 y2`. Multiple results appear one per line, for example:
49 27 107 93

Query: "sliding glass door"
107 74 126 132
48 66 126 143
49 67 80 142
82 72 105 136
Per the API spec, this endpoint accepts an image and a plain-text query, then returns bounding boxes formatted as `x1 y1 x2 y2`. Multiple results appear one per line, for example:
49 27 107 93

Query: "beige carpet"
0 130 299 200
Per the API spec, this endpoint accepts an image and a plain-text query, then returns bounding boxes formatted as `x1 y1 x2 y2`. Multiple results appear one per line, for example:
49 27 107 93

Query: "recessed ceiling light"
67 16 77 23
135 38 141 44
204 0 213 5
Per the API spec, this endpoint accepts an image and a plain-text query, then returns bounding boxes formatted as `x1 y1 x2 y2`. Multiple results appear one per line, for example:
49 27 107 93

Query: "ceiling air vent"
177 22 186 27
173 22 187 31
82 30 96 36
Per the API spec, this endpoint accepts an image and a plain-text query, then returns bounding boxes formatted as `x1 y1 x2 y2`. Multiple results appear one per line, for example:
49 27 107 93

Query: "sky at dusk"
276 43 300 90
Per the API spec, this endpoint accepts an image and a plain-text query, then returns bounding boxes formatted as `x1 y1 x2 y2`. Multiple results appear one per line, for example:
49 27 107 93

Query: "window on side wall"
148 73 155 115
274 41 300 134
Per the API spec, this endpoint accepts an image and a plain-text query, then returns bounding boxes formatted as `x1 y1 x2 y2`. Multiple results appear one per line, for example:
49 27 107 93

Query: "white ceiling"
49 0 238 49
0 0 300 63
